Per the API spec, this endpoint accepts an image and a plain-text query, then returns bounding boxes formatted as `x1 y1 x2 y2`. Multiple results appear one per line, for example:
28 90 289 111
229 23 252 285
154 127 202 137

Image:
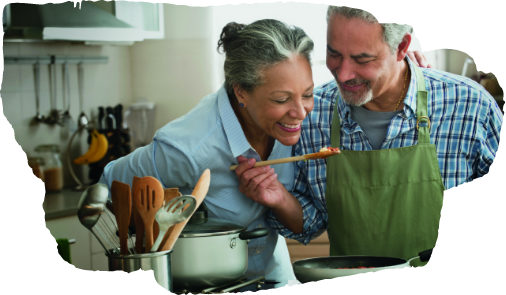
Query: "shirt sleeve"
266 146 328 245
473 93 503 179
98 136 199 197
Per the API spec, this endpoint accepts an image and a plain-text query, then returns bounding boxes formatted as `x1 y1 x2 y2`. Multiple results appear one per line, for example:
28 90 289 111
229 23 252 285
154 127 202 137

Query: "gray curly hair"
326 6 413 54
217 19 314 97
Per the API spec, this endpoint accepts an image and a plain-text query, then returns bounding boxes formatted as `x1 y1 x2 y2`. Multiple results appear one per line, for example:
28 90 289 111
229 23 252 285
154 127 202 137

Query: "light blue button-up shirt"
99 86 296 285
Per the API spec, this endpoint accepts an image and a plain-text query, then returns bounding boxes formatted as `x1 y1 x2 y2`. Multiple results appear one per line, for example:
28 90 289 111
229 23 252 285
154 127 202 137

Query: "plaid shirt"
267 57 503 244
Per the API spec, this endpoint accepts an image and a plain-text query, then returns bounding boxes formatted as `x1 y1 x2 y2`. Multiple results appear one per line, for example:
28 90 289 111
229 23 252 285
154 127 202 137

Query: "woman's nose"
289 99 308 119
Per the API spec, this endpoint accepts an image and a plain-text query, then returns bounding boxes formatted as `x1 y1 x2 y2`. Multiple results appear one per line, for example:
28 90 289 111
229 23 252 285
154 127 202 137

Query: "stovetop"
175 276 277 294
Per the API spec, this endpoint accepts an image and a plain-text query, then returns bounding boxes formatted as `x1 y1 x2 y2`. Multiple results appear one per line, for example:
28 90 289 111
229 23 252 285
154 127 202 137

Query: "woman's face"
237 54 314 147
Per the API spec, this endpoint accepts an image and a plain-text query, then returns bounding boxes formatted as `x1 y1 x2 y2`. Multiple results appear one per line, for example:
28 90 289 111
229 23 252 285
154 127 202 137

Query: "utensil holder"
106 249 173 291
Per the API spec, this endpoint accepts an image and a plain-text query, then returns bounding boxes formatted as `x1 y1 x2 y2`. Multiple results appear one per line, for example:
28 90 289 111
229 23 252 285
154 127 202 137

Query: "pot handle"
239 228 269 240
418 249 433 262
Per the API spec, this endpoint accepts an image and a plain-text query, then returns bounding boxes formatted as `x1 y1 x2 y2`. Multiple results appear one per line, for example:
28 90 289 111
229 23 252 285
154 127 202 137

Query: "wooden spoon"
132 176 164 253
153 188 180 241
159 169 210 251
110 181 132 255
132 176 144 254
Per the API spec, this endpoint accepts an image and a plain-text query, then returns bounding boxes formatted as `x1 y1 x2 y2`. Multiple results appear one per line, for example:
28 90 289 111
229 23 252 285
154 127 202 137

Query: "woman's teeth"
279 123 300 129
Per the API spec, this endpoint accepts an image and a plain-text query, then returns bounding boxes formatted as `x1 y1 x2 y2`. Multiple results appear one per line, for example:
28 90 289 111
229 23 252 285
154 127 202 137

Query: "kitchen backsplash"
0 5 239 189
1 42 133 186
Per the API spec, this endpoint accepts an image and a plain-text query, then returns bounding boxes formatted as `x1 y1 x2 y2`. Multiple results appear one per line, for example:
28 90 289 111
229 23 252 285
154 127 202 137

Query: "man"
237 6 502 267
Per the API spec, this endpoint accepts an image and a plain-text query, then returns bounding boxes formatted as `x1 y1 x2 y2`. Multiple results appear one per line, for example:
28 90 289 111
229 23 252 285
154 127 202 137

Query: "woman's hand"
407 51 432 68
234 156 304 233
234 156 286 209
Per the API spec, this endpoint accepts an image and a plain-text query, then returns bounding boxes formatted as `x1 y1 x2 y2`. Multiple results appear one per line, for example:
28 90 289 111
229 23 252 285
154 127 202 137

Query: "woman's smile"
277 122 301 132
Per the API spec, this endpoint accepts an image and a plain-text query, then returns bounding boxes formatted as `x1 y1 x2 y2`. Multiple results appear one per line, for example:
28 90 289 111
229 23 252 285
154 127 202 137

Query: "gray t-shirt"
350 105 403 150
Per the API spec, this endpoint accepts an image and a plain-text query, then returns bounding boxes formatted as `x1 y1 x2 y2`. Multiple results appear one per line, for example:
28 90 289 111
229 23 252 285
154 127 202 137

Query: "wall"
128 4 215 132
1 42 133 186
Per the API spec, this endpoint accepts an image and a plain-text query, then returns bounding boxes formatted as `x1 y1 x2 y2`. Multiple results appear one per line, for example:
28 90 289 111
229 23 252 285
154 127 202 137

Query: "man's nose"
335 59 356 83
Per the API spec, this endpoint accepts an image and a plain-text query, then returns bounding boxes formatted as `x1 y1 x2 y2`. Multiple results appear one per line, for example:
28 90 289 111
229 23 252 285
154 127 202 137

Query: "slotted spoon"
151 195 197 252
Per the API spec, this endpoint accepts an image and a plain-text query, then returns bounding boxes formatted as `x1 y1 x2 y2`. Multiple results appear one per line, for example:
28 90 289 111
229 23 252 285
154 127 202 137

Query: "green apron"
325 65 444 267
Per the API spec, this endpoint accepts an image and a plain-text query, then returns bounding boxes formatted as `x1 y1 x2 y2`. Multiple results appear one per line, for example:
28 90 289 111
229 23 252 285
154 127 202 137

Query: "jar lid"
35 144 60 152
180 217 246 238
28 157 45 165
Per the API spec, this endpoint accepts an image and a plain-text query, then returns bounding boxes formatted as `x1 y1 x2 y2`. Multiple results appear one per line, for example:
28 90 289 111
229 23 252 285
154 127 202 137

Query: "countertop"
43 188 86 220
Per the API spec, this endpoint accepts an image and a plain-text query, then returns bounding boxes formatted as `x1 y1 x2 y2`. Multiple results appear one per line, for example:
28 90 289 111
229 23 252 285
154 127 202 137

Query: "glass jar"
35 144 63 192
28 157 45 182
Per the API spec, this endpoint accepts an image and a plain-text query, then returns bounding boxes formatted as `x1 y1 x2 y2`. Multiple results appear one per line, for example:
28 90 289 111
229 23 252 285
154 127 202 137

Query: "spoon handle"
151 228 167 252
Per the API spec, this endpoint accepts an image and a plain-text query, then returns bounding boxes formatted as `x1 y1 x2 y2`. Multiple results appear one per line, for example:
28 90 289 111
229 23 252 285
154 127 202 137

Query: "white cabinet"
46 214 110 271
115 2 164 40
91 1 164 40
46 215 92 270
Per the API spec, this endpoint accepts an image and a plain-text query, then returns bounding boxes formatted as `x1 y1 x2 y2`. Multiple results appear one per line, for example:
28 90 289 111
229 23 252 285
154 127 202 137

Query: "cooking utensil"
151 195 197 252
132 176 164 253
229 150 341 170
77 183 115 254
105 106 116 130
30 63 45 124
132 176 144 254
61 63 77 137
114 104 123 130
77 63 89 127
171 202 269 289
159 169 210 251
154 188 181 242
293 249 433 283
111 181 133 255
45 62 62 125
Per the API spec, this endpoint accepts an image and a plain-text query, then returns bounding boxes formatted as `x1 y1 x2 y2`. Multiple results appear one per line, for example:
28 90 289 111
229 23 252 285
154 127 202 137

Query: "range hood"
3 1 146 42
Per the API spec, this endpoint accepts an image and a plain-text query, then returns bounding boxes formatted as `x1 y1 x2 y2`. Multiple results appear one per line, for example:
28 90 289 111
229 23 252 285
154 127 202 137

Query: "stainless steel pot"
171 204 269 290
293 249 433 283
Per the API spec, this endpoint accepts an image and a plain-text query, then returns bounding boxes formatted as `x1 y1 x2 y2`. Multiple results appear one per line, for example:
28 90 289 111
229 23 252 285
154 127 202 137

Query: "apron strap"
330 62 430 147
413 66 430 144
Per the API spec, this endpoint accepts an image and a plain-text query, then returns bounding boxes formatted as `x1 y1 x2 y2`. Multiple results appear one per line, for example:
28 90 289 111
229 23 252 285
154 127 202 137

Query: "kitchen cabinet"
44 189 109 271
285 231 330 264
46 215 92 270
90 1 164 40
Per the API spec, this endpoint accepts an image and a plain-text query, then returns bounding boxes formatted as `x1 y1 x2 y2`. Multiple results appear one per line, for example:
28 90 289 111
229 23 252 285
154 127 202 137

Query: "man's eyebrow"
327 45 376 59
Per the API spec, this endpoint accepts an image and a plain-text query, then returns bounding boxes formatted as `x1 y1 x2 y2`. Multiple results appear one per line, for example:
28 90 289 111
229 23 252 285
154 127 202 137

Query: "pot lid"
180 217 246 238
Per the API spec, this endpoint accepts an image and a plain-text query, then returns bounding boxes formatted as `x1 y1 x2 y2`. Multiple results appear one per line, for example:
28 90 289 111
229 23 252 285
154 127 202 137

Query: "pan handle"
419 249 433 262
239 228 269 240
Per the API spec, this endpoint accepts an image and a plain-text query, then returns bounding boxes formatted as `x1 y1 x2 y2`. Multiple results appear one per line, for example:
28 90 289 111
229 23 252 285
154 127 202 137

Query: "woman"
100 19 314 287
99 18 428 287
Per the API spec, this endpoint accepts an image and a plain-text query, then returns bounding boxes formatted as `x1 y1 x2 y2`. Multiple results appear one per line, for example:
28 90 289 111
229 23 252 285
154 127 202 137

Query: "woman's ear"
233 84 247 107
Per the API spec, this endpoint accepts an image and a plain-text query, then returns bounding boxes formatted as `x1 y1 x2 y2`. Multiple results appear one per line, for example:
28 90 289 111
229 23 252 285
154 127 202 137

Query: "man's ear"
397 34 412 61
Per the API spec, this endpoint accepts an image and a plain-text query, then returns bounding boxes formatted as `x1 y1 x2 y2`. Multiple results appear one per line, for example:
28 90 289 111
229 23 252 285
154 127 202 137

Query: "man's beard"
335 76 373 107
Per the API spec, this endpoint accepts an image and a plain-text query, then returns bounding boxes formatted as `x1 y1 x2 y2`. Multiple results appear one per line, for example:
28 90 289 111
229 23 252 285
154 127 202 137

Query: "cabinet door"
46 215 92 270
115 2 164 39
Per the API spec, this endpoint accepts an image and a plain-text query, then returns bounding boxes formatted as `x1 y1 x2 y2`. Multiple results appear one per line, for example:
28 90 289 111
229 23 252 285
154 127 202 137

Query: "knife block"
87 128 132 184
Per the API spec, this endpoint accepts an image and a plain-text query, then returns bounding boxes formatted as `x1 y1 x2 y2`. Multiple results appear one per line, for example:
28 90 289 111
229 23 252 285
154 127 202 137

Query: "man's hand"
407 51 432 68
234 155 286 209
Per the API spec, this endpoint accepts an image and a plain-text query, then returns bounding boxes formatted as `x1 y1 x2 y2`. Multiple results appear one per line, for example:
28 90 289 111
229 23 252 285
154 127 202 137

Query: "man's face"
326 14 399 106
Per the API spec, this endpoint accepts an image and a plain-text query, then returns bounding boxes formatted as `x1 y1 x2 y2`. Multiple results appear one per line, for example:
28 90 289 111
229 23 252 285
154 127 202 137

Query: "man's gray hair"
217 19 314 96
326 6 413 54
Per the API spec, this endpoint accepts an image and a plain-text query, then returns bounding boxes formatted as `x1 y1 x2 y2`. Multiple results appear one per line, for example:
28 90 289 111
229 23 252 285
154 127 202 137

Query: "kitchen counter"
43 188 86 220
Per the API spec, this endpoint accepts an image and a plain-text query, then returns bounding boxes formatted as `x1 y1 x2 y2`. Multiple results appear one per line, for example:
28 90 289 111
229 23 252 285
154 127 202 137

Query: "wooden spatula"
132 176 164 253
159 169 210 251
132 176 144 254
111 181 132 255
153 188 180 241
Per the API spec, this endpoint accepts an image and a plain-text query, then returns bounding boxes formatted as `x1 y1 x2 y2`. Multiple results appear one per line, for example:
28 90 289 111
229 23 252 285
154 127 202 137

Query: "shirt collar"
336 56 419 123
217 85 252 158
